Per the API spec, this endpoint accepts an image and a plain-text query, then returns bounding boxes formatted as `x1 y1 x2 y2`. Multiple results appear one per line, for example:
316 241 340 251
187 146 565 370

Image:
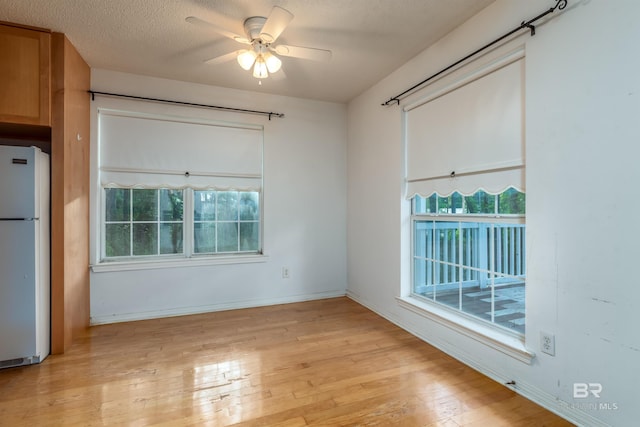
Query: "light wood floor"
0 297 572 426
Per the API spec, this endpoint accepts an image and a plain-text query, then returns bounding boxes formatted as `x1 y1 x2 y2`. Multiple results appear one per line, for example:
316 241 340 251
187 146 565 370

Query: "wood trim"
62 34 91 344
50 33 91 354
0 20 51 33
38 31 51 126
50 33 65 354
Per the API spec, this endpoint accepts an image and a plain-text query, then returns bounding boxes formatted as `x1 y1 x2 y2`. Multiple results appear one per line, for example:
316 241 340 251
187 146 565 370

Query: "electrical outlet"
282 267 290 279
540 332 555 356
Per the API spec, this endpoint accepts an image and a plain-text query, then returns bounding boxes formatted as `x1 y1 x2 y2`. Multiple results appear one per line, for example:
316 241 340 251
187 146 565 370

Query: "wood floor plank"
0 297 573 426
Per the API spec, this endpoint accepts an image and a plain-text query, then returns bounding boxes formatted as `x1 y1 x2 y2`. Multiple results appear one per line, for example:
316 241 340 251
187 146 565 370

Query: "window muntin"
103 188 259 261
411 188 526 334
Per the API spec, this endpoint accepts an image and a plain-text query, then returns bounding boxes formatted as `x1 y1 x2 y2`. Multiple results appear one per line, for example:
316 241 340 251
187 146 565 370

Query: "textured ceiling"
0 0 495 103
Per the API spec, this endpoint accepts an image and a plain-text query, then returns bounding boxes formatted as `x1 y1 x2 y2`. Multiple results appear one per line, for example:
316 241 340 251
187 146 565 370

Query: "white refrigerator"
0 145 50 368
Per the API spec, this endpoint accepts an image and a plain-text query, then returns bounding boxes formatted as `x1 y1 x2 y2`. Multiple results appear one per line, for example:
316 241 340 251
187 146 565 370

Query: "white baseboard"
90 290 346 325
345 290 609 427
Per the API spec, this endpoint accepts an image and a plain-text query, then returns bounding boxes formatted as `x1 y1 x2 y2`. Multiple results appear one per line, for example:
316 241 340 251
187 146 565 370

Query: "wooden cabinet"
0 22 90 355
0 22 51 126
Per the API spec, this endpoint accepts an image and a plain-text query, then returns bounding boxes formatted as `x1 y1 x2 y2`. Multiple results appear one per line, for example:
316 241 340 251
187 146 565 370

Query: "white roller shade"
405 54 524 198
98 110 263 190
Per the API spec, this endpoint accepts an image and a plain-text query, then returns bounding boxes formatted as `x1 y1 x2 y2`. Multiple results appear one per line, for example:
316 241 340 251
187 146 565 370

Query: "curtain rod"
381 0 568 106
88 90 285 120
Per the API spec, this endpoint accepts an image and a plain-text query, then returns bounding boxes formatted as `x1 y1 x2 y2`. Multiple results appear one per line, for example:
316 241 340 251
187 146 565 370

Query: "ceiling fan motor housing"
244 16 268 42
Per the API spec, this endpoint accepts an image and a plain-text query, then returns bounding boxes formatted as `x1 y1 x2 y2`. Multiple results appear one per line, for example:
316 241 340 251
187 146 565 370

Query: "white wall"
347 0 640 425
90 69 347 324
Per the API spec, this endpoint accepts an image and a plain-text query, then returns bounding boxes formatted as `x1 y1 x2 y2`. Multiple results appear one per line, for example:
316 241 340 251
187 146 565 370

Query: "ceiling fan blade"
259 6 293 43
272 44 332 62
186 16 250 44
204 51 241 65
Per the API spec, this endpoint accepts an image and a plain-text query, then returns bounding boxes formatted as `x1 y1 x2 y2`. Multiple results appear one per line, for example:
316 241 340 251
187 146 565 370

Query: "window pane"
412 218 526 332
493 278 526 334
428 194 437 213
434 222 459 281
431 260 459 311
438 192 463 214
105 188 130 222
160 190 183 221
194 223 216 253
497 187 525 215
194 191 216 221
132 189 158 221
460 223 480 269
160 223 183 254
217 191 238 221
239 192 259 221
414 221 432 259
413 194 437 214
217 222 238 252
463 190 496 214
413 259 435 295
105 223 130 257
460 276 492 322
240 222 259 251
133 223 158 255
491 224 526 277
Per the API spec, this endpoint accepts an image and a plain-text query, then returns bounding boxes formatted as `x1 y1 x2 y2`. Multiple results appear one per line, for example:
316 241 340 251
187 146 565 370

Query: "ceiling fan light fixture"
237 49 257 70
264 52 282 73
189 5 333 81
253 56 269 78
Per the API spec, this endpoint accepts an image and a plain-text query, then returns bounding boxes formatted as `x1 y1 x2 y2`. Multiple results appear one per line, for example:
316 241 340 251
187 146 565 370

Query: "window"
103 188 259 261
403 49 526 338
412 188 525 334
97 109 264 265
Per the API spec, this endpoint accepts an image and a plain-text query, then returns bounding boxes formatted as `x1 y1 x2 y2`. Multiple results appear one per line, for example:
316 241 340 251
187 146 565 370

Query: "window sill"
396 295 535 364
91 253 269 273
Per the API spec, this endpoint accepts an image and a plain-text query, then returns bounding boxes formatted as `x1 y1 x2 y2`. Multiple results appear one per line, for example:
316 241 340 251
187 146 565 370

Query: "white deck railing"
414 221 526 292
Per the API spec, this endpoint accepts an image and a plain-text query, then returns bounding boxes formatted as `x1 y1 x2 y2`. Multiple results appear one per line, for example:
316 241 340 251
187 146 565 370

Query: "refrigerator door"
0 146 37 219
0 220 37 361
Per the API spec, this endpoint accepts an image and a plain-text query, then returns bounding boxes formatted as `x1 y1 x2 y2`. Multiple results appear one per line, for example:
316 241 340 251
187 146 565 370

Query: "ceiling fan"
186 6 332 80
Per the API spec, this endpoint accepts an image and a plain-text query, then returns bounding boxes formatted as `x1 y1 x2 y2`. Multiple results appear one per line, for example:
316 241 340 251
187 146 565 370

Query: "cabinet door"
0 24 51 126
